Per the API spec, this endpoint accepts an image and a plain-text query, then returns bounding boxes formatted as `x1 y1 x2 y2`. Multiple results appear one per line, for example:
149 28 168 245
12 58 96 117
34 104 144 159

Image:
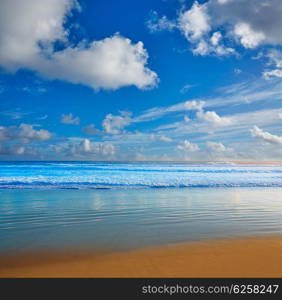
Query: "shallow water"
0 187 282 253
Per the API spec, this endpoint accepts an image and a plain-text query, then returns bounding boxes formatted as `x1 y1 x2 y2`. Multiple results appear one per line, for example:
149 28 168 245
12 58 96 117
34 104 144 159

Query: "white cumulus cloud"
0 124 52 143
263 49 282 79
150 0 282 56
177 140 200 152
0 0 158 90
197 110 231 125
71 139 116 157
102 112 132 134
206 141 228 152
17 124 52 143
38 35 159 90
233 22 265 49
179 1 211 41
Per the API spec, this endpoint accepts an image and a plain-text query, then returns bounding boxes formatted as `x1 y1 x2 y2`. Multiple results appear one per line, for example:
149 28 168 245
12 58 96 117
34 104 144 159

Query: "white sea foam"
1 162 282 189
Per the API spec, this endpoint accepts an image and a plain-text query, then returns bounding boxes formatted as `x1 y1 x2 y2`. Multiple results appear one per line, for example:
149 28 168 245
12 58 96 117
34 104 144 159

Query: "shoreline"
1 236 282 277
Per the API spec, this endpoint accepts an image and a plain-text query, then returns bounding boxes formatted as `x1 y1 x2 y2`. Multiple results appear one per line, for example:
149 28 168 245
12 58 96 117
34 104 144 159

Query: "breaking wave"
1 161 282 189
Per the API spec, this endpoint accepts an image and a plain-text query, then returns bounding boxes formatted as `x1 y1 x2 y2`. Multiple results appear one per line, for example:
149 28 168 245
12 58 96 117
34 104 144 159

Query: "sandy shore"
0 236 282 277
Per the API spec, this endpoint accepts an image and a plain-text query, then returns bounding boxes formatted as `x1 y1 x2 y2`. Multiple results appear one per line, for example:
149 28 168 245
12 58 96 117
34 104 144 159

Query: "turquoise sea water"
1 161 282 188
0 162 282 253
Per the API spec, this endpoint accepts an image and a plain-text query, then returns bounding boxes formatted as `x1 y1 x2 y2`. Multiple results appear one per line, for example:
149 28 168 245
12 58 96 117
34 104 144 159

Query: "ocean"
0 161 282 253
1 161 282 189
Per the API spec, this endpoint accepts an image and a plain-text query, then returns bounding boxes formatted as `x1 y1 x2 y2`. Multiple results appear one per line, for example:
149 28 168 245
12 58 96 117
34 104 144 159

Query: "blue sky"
1 0 282 161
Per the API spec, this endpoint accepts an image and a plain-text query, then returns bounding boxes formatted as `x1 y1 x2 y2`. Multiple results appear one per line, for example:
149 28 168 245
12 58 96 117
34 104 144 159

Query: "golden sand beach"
0 236 282 278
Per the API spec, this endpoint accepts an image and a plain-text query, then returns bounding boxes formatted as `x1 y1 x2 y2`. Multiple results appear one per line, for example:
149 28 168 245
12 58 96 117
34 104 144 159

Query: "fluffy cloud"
178 1 232 55
210 0 282 46
70 139 116 157
0 0 158 90
263 49 282 79
99 100 207 137
156 1 234 56
0 124 52 144
206 141 228 152
117 99 230 132
37 35 158 90
233 22 265 49
177 140 199 152
196 110 231 125
60 113 80 125
17 124 52 143
0 123 51 157
102 112 132 134
250 126 282 145
183 100 205 111
266 49 282 68
179 2 211 41
0 0 75 70
150 0 282 56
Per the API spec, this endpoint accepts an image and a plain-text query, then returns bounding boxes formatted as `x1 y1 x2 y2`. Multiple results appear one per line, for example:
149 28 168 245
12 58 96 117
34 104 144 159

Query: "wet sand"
0 236 282 277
